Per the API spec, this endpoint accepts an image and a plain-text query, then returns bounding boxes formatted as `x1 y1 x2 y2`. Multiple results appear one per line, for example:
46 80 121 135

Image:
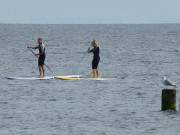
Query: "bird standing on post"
162 76 176 88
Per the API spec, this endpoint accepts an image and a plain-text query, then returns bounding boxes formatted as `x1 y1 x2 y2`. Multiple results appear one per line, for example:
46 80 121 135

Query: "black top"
88 47 100 60
35 43 46 56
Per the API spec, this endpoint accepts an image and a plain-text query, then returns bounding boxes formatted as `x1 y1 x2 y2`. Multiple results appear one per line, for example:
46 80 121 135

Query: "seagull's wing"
164 79 176 86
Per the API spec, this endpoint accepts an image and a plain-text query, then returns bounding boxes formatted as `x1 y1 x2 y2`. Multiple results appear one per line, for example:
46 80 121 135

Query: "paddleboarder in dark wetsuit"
27 38 46 78
88 39 100 78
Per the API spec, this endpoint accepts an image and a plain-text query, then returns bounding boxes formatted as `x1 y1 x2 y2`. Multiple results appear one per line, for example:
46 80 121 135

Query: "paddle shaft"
28 48 54 74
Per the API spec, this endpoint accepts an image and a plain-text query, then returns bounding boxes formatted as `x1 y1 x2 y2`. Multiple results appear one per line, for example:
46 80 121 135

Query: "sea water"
0 24 180 135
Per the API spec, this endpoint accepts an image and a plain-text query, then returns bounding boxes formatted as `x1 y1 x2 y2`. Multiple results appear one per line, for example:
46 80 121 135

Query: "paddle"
27 48 54 75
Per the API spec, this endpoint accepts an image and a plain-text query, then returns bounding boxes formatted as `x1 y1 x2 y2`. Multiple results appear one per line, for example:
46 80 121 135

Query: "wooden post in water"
161 89 176 111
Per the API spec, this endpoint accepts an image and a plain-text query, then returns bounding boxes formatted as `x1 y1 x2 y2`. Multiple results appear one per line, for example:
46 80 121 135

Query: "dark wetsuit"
35 43 46 66
88 47 100 69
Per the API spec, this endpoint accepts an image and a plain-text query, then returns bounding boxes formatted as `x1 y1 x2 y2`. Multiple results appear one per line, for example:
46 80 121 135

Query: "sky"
0 0 180 24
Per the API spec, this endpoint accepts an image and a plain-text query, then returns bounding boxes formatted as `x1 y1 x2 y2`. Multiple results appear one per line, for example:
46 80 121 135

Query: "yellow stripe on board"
54 76 111 81
54 76 81 80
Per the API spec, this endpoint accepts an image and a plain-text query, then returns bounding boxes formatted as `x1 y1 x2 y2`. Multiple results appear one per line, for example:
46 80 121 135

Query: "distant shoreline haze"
0 0 180 24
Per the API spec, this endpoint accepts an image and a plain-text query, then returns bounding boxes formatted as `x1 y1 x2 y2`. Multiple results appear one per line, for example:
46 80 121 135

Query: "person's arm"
27 46 39 56
88 47 94 53
27 46 38 49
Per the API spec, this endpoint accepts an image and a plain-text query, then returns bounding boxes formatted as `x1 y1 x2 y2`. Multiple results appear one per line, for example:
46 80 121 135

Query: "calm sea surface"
0 24 180 135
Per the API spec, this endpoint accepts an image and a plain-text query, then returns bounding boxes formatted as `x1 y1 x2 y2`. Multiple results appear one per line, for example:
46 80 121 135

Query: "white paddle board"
6 76 54 80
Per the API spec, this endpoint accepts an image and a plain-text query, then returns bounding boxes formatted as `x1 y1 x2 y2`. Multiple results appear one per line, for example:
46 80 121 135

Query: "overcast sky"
0 0 179 24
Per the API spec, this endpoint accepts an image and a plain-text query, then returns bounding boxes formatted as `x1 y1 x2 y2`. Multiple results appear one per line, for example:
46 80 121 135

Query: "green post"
161 89 176 111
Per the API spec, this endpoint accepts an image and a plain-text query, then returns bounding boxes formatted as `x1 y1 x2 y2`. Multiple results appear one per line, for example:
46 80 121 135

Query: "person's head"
37 38 43 44
91 39 99 48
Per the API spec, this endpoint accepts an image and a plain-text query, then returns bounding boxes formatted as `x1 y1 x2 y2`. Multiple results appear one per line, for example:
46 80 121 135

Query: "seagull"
162 76 176 87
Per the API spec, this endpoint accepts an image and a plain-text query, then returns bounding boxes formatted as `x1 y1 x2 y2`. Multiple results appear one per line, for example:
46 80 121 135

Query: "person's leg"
42 56 45 78
92 60 95 78
93 59 99 78
42 65 45 77
38 58 42 78
95 69 99 78
39 56 45 78
38 65 42 78
40 66 44 78
92 69 96 78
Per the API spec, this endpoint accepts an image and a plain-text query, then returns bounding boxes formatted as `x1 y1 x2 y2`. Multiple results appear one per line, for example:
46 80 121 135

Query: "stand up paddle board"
6 75 81 80
6 76 54 80
85 78 109 81
55 76 111 81
54 75 81 80
6 75 113 81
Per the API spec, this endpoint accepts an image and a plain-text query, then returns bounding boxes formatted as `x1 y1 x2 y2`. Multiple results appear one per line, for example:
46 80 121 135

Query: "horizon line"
0 22 180 25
